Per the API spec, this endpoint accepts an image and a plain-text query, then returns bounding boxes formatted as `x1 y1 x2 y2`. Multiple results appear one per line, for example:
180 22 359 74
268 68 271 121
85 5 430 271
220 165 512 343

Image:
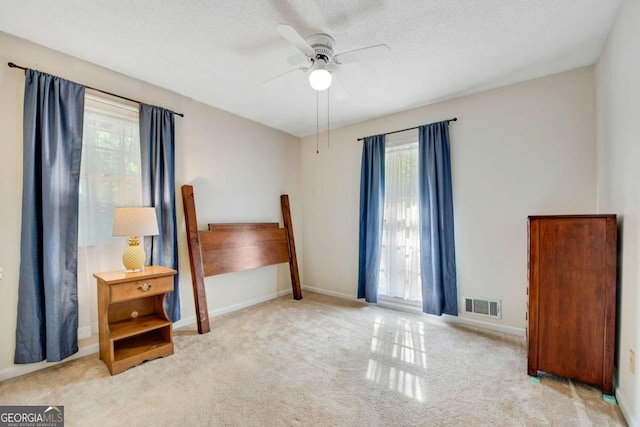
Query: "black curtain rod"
7 62 184 117
357 117 457 141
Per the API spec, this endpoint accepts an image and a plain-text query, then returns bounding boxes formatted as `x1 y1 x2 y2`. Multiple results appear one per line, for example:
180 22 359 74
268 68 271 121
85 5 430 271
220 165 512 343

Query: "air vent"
463 297 501 319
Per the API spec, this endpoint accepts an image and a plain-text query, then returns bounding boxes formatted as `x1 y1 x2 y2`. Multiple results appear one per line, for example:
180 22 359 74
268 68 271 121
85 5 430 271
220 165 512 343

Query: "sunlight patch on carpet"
366 315 427 402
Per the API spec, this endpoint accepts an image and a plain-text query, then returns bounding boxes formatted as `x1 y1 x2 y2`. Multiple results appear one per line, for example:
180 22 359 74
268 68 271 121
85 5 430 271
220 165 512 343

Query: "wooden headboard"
181 185 302 334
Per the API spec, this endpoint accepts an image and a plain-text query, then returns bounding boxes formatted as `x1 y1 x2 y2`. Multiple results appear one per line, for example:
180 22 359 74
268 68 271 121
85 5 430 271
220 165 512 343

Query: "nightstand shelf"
109 315 171 340
94 266 176 375
113 330 172 362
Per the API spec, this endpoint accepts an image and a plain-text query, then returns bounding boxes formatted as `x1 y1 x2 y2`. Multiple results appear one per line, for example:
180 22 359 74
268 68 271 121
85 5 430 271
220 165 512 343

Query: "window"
378 130 422 304
76 93 141 339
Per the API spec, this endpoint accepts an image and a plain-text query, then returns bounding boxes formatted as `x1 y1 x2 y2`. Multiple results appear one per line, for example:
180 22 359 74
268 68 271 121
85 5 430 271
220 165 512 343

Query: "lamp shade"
309 68 332 91
112 207 159 237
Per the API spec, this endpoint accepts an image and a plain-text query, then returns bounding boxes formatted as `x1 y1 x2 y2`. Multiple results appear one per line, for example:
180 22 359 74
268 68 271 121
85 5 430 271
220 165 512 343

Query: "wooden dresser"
527 215 617 396
94 266 176 375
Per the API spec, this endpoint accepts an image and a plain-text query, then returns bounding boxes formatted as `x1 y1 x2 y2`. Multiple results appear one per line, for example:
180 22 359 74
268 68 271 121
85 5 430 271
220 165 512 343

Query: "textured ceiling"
0 0 622 137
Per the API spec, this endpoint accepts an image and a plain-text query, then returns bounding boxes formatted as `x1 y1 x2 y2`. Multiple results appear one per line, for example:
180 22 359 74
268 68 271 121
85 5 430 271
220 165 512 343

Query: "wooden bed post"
281 195 303 300
182 186 302 335
181 185 211 334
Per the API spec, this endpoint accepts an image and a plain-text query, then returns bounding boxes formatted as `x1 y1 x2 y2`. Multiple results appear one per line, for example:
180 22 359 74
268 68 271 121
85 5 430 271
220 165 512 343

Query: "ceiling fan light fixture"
309 68 332 91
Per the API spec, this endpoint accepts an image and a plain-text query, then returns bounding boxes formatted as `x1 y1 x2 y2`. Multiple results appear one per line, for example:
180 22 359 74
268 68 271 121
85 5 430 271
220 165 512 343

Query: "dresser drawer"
109 276 173 303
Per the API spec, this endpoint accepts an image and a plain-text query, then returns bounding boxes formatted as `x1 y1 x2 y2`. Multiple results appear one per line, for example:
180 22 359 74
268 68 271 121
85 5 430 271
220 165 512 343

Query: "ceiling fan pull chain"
327 88 330 149
316 90 319 154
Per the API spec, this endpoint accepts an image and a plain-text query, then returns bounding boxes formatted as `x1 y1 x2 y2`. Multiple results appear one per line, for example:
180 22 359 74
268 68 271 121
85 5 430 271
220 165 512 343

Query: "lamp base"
122 244 146 272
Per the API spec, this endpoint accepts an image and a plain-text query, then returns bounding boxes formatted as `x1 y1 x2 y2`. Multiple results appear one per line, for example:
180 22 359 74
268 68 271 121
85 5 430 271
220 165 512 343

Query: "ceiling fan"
270 24 391 93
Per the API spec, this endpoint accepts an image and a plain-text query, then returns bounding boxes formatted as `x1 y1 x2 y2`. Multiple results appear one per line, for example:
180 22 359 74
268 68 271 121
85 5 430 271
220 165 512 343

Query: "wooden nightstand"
93 266 176 375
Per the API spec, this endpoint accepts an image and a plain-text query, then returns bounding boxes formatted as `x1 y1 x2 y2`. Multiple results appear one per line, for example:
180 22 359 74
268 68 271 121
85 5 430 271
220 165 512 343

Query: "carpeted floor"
0 292 627 426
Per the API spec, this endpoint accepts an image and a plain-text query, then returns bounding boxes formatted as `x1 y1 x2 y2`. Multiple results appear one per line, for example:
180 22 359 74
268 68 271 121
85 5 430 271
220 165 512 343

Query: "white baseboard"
77 321 101 340
376 297 423 314
304 286 526 338
442 315 526 337
0 289 291 382
615 387 637 427
381 301 526 337
0 342 99 382
302 286 358 301
173 288 292 330
77 325 92 340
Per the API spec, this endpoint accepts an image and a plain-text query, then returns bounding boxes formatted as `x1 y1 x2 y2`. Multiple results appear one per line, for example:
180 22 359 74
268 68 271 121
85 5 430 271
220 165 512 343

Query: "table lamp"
112 207 159 272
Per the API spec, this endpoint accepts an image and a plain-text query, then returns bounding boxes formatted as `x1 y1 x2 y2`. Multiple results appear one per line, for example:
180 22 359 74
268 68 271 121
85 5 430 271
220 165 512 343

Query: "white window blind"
77 92 141 339
378 130 422 304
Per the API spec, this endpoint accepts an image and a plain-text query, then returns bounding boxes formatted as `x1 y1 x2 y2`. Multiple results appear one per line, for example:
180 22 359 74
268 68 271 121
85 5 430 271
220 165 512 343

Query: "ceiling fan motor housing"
306 33 335 64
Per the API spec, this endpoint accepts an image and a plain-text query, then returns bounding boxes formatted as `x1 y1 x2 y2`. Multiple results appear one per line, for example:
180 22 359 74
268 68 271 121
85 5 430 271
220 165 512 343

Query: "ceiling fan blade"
334 44 390 65
329 72 349 101
287 52 309 66
276 24 316 57
263 67 308 84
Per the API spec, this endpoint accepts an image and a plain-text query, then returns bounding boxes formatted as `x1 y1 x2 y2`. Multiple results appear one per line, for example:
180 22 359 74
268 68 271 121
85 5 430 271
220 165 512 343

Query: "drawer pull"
138 283 152 292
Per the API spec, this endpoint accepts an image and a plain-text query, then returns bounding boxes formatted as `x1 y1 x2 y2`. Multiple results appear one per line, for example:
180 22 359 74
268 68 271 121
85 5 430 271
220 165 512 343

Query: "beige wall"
300 67 597 334
0 32 303 376
596 0 640 423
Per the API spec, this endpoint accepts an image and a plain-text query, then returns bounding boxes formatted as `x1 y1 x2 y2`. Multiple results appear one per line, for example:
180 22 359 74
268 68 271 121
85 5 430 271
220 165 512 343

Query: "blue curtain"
15 70 85 363
357 135 385 303
139 103 180 322
418 121 458 316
